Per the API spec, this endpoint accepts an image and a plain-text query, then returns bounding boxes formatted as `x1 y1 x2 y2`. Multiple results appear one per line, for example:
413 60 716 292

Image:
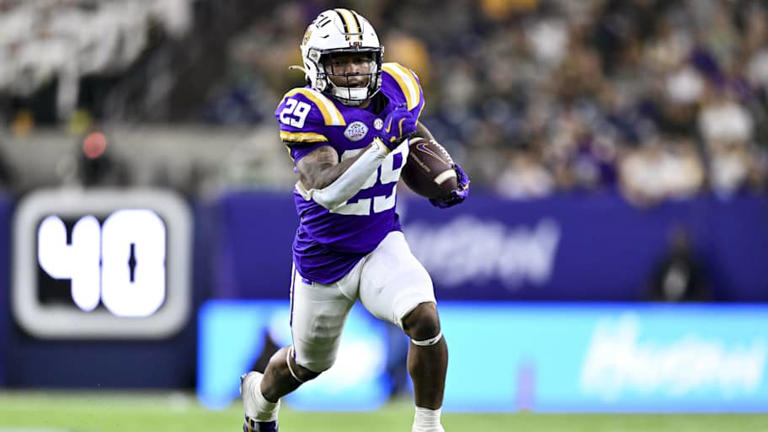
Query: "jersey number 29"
279 99 311 128
332 144 409 216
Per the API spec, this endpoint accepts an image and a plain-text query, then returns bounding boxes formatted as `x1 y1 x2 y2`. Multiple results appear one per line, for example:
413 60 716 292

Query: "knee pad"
411 331 443 347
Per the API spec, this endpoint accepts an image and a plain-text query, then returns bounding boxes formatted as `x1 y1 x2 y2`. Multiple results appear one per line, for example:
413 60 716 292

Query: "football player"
240 8 469 432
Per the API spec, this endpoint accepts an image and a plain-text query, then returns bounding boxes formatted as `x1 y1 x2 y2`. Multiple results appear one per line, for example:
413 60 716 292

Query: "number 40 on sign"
38 209 166 318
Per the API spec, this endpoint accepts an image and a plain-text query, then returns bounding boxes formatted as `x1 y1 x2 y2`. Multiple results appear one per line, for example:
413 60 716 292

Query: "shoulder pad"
381 62 423 111
276 87 347 128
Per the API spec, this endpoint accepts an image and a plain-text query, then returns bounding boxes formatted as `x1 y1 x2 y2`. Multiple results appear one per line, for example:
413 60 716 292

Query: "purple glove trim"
379 106 417 150
429 163 470 208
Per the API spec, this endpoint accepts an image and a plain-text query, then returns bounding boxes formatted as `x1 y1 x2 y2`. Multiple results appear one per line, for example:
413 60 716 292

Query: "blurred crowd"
217 0 768 205
2 0 768 205
0 0 191 130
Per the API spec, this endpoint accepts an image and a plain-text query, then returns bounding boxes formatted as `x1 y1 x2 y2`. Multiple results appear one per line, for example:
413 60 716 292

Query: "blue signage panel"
197 300 389 410
210 192 297 300
0 194 11 386
198 301 768 413
441 303 768 412
209 191 768 301
400 192 768 301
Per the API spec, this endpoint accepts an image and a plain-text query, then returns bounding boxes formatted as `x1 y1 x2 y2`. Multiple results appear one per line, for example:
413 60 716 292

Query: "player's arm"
384 64 470 208
296 139 389 210
297 107 416 210
296 144 374 190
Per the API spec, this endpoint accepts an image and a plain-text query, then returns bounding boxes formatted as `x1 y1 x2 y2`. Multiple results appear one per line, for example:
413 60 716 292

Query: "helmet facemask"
298 9 384 106
318 49 382 106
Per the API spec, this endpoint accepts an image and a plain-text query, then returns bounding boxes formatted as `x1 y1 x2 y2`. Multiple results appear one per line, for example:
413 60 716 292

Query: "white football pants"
289 231 436 373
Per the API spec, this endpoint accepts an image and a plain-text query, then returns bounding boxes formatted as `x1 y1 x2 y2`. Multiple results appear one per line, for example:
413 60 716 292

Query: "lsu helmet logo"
301 26 312 47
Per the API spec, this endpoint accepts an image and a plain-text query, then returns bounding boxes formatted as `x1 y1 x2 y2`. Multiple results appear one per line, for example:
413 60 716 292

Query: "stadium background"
1 0 768 430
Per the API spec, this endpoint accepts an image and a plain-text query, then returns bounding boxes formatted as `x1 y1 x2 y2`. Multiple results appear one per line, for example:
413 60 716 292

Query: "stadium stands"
0 0 766 203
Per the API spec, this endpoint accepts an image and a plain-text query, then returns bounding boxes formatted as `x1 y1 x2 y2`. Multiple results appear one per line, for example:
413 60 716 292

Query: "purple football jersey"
275 62 425 284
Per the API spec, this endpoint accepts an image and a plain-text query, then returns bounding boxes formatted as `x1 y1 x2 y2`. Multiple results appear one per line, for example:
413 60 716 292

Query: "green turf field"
0 392 766 432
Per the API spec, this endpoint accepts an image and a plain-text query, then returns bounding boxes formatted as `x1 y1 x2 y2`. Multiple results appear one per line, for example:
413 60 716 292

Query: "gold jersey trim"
280 131 329 143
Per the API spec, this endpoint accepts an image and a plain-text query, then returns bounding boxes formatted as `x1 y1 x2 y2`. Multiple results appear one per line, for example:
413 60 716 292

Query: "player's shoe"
243 416 278 432
240 372 279 432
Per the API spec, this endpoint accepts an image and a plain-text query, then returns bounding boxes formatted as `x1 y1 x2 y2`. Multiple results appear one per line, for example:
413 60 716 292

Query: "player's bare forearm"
415 121 436 142
296 144 374 190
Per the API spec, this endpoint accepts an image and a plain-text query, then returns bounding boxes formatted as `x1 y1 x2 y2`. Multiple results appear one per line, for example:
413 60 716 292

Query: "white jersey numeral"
331 144 408 216
280 98 311 128
37 210 167 317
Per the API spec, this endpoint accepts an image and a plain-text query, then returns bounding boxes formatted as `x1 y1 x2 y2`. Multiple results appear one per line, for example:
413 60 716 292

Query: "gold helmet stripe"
335 8 360 41
350 11 364 38
333 9 349 35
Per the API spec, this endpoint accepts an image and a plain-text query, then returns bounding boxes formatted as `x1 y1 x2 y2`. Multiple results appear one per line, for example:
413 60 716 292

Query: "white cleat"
240 372 279 432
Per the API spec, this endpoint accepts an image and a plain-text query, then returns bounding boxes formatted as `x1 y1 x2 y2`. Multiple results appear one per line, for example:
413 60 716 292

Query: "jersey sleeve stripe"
382 63 420 110
280 131 329 143
283 88 346 126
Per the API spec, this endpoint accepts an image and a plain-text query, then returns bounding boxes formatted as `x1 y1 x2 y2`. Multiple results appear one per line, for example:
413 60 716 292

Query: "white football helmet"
298 9 383 106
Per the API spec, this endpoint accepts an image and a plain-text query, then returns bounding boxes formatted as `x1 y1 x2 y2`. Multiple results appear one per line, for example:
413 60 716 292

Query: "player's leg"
242 265 357 431
358 231 447 432
245 344 317 401
402 302 447 409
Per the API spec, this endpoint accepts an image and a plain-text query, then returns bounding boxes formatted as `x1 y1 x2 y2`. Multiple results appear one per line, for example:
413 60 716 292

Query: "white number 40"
38 209 166 317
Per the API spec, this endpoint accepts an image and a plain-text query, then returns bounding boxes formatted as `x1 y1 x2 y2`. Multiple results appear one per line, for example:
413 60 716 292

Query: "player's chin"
345 82 368 89
333 78 368 88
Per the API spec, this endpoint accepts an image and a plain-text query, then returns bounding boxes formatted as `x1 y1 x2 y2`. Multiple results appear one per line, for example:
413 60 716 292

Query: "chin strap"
329 85 369 106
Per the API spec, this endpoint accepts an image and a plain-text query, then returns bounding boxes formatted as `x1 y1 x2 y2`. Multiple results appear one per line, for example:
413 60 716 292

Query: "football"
401 137 458 199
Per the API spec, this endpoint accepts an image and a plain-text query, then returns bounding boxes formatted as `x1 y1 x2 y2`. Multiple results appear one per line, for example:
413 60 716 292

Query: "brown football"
401 137 458 199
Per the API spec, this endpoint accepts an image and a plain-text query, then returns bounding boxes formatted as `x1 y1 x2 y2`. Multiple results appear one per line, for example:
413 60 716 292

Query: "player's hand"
429 163 470 209
379 106 417 150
